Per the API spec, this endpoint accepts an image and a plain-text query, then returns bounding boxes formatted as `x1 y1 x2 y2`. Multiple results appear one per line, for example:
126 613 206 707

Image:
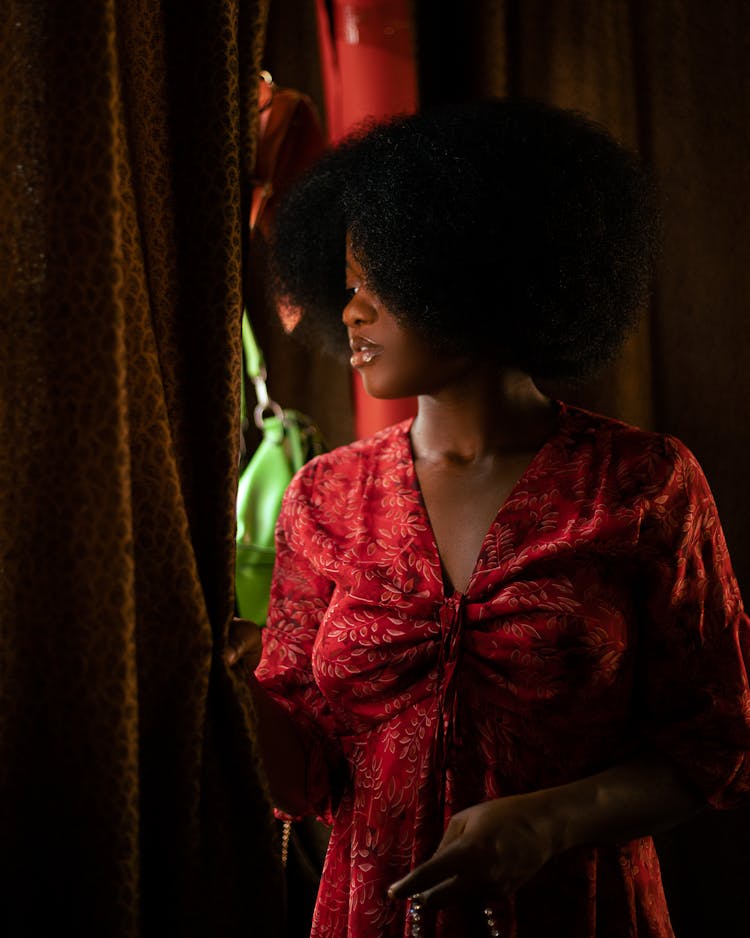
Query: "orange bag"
250 71 326 239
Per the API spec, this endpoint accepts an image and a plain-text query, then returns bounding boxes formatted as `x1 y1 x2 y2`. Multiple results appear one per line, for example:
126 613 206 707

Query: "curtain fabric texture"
0 2 283 936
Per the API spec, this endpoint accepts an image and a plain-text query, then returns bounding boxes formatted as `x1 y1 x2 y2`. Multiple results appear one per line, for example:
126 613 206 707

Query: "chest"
414 453 539 594
311 451 641 723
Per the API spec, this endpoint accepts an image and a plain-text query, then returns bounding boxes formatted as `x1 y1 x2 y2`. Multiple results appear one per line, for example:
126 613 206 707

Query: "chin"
358 374 415 399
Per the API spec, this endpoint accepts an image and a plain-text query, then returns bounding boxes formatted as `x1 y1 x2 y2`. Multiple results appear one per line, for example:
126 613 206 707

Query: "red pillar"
316 0 419 439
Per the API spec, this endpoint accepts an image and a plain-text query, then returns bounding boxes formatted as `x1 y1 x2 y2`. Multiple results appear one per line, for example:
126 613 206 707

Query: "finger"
389 841 465 898
223 618 261 665
223 643 238 666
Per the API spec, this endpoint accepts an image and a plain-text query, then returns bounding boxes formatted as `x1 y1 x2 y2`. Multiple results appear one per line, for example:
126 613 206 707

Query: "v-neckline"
403 399 567 599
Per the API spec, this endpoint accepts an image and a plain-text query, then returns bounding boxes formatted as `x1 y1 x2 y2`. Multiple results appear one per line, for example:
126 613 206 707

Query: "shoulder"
276 420 414 560
559 402 703 501
283 418 412 507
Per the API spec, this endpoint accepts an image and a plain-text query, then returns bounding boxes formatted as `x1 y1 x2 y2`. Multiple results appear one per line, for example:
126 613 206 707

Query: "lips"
349 335 384 368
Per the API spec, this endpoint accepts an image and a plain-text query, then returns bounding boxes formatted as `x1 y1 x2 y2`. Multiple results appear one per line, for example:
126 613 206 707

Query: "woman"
225 99 750 937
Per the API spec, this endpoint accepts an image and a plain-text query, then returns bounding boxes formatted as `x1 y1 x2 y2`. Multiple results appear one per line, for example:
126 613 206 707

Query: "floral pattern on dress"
255 401 750 938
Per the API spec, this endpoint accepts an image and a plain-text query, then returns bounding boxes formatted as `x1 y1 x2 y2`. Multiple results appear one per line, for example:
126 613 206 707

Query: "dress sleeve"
254 466 345 824
635 436 750 809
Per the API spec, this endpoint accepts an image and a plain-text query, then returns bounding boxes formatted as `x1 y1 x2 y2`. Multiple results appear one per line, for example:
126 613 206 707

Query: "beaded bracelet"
408 895 502 936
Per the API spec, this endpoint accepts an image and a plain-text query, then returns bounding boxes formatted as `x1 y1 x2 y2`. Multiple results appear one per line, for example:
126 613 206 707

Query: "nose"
342 295 376 328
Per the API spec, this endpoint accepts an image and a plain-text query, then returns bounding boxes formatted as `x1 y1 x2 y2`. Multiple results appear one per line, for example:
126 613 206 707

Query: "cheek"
368 345 435 398
351 345 409 397
357 360 413 399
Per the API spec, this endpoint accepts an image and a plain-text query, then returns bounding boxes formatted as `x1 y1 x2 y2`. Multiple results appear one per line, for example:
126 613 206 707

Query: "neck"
411 367 556 462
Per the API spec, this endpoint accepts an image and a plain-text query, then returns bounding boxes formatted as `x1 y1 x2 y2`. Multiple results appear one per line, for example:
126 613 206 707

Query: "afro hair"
270 98 660 381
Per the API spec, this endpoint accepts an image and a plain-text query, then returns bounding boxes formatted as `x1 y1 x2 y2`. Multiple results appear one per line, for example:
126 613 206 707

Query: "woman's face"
343 240 470 399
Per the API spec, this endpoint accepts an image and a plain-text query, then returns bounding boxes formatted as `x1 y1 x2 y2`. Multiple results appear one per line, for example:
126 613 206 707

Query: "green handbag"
235 311 325 624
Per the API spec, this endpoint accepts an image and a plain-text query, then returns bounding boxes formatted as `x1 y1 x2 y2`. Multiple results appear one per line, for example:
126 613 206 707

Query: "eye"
344 285 360 301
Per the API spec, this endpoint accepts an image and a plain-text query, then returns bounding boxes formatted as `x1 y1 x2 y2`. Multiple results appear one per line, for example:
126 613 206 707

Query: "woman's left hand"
388 793 558 911
223 617 264 670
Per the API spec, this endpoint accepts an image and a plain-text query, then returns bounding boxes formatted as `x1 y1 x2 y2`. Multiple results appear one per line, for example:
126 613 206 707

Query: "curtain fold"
0 2 283 935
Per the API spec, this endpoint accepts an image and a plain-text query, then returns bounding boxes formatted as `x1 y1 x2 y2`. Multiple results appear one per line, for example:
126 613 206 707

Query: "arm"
246 671 311 817
225 618 310 816
227 468 344 822
389 752 703 908
536 751 703 853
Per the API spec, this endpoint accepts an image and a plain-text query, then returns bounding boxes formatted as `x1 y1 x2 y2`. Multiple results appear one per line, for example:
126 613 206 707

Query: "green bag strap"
241 307 283 429
242 310 265 380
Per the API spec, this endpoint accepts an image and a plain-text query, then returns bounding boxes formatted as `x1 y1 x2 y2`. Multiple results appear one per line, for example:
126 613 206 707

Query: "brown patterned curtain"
0 2 284 936
413 2 750 936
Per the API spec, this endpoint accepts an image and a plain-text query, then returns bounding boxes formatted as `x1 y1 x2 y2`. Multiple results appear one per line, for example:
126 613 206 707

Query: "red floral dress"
254 401 750 938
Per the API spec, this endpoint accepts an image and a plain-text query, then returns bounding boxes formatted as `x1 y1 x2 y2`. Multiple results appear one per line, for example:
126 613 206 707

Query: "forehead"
345 231 364 273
